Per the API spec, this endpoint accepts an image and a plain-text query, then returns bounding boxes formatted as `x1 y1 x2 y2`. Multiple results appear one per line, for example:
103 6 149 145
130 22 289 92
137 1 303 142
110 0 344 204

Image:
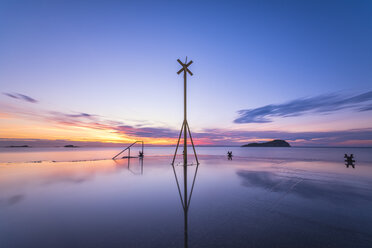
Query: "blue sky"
0 0 371 146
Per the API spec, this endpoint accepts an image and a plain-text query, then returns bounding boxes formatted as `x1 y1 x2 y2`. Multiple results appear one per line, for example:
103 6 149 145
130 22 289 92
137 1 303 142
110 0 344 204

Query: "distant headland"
242 140 291 147
6 145 30 148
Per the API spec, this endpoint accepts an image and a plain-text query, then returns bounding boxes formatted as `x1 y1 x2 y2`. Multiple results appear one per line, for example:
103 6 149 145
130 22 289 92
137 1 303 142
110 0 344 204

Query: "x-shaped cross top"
177 59 193 76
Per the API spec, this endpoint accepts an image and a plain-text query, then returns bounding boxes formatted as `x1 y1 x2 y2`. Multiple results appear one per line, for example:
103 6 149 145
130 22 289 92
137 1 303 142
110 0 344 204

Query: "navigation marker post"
172 57 199 166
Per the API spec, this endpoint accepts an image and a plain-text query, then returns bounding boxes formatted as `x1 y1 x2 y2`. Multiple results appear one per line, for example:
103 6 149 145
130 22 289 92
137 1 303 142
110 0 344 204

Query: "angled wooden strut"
172 58 199 166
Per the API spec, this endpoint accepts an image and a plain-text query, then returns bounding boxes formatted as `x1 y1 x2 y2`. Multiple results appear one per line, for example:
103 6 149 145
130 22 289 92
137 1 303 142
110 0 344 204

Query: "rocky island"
64 145 78 148
242 139 291 147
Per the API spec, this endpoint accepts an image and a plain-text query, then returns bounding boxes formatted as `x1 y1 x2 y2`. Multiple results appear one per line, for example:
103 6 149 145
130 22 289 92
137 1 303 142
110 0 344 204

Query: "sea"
1 146 371 248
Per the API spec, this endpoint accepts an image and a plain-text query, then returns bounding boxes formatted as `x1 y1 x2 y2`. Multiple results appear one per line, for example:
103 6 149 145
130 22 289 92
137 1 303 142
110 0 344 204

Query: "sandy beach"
1 147 371 247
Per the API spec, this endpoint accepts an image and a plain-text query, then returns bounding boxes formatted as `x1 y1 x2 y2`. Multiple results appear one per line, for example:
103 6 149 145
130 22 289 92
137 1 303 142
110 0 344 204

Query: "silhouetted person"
139 151 144 158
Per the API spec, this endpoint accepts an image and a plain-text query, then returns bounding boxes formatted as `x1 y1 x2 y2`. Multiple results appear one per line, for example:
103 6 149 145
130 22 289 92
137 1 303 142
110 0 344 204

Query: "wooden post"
172 58 199 166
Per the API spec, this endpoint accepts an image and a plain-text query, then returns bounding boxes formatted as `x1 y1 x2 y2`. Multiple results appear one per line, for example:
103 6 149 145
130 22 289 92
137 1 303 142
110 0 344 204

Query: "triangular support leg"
172 121 185 165
185 121 199 165
172 120 199 166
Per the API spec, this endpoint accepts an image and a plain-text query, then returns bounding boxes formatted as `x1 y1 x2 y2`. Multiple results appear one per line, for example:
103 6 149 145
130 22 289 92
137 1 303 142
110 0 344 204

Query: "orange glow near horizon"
0 115 178 145
1 103 372 147
0 109 238 146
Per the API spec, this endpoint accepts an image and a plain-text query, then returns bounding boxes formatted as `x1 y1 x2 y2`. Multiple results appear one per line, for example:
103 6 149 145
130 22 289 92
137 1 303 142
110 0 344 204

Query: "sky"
0 0 371 147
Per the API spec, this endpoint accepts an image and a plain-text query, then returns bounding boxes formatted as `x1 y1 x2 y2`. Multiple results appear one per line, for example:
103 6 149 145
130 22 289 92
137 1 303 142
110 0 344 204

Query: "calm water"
1 147 372 248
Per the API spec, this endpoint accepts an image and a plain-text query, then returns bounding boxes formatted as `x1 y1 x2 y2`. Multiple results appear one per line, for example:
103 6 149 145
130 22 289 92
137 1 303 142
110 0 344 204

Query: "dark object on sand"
64 145 78 148
6 145 29 148
344 154 355 168
242 139 291 147
227 151 233 160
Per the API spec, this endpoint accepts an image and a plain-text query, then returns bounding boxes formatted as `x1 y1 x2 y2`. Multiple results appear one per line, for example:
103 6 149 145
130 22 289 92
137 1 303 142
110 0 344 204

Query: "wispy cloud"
48 111 99 124
115 126 179 138
65 112 95 118
1 94 372 146
193 128 372 146
3 93 38 103
234 91 372 123
1 125 372 146
0 194 25 207
10 108 179 142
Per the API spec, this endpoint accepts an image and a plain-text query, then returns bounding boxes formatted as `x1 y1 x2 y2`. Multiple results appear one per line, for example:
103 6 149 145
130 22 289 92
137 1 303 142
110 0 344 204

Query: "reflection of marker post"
184 166 188 248
183 157 200 248
172 57 199 166
172 161 200 248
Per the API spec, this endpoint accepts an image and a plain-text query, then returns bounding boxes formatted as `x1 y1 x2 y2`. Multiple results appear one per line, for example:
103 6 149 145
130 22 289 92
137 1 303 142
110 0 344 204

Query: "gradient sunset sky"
1 0 371 146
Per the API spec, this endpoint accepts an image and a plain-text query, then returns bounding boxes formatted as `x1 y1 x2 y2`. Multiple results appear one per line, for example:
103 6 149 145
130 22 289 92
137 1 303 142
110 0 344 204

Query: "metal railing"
112 141 144 160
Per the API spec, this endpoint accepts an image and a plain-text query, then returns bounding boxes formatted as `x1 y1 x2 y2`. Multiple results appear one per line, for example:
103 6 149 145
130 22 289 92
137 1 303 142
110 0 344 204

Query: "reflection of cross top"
177 58 193 76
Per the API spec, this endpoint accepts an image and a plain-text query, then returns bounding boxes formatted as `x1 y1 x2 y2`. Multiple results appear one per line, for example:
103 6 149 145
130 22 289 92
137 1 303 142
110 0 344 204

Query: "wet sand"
1 148 371 247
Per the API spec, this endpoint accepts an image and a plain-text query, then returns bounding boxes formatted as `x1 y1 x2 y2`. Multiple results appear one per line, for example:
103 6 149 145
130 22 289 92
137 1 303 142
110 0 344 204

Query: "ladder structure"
112 141 144 160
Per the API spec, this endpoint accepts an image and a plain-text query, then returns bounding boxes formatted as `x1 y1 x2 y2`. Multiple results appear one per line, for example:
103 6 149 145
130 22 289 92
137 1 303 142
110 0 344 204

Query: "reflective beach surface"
1 147 372 248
